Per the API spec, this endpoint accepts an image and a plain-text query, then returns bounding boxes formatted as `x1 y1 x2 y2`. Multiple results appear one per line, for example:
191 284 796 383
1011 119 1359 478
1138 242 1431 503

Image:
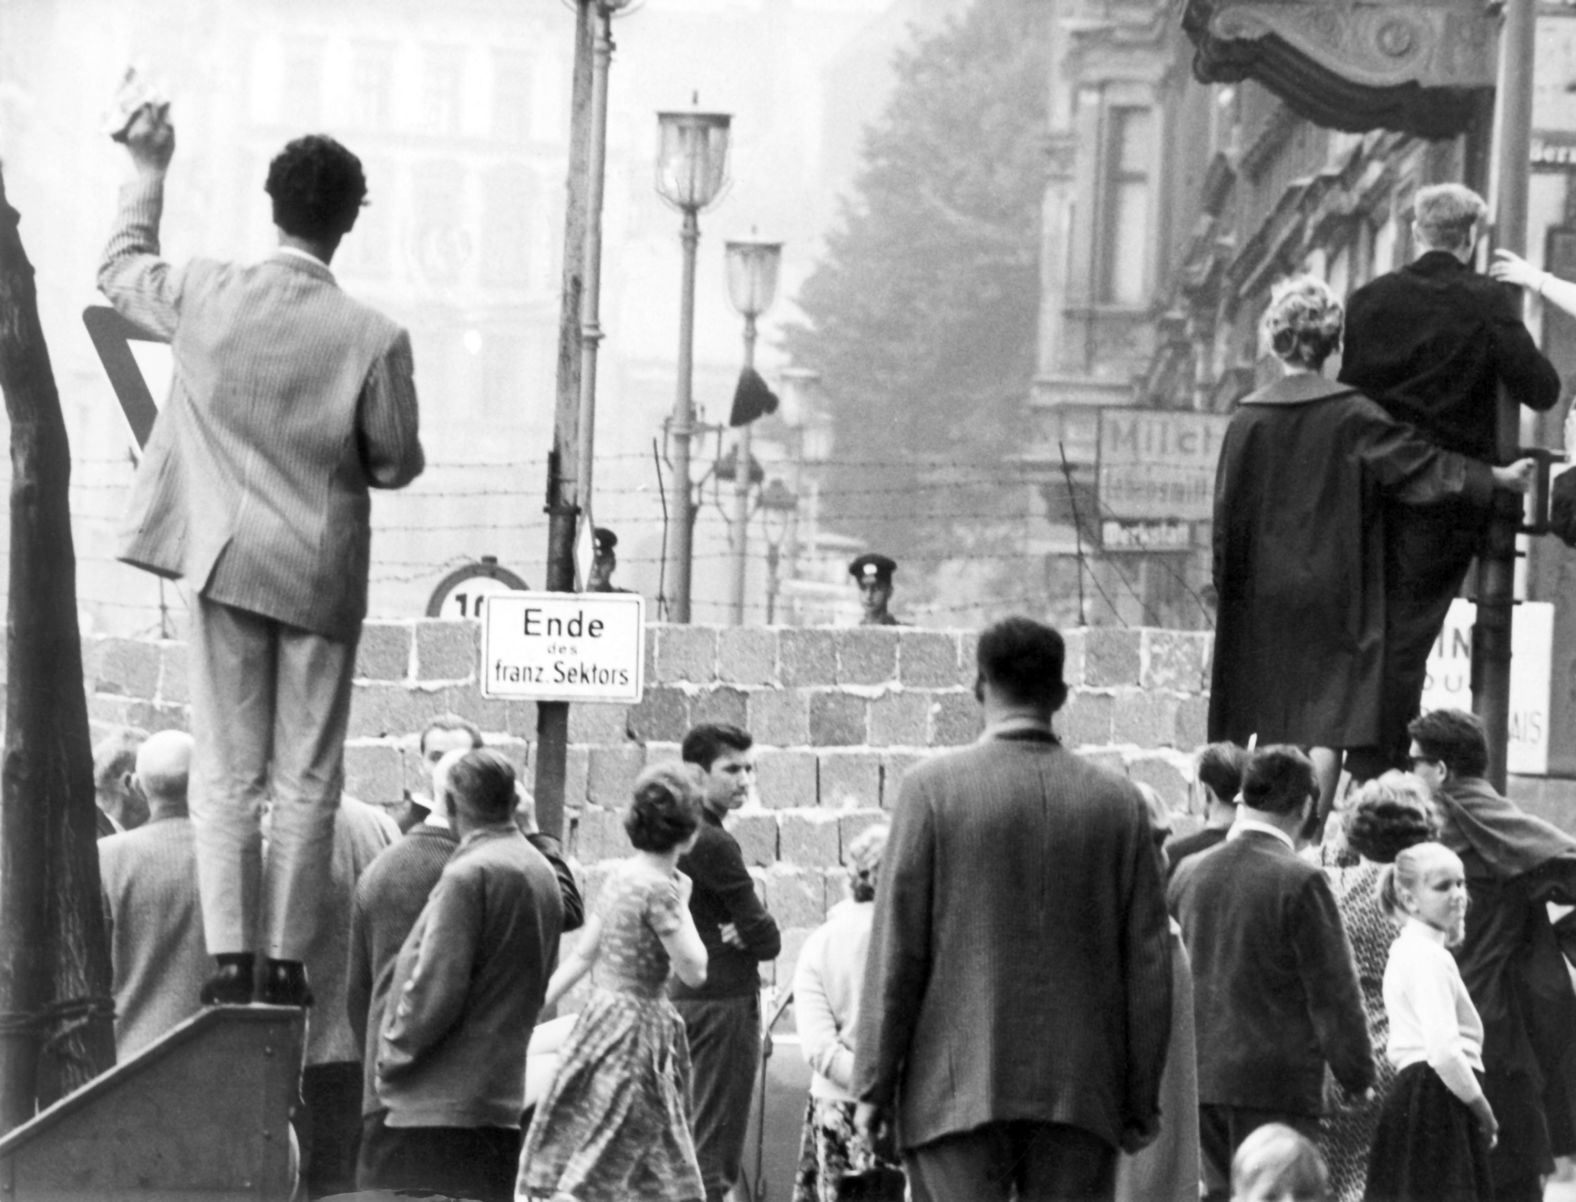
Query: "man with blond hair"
1339 182 1560 777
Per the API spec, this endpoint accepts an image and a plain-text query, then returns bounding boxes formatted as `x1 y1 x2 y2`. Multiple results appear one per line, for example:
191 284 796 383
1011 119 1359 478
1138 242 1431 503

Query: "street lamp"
724 235 783 625
759 477 798 625
656 105 732 623
574 0 637 578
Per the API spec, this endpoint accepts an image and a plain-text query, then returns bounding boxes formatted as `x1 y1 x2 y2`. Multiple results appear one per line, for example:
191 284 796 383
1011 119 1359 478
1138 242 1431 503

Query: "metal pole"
574 5 614 532
1475 0 1536 791
670 207 700 623
728 314 757 624
765 542 780 624
536 0 595 839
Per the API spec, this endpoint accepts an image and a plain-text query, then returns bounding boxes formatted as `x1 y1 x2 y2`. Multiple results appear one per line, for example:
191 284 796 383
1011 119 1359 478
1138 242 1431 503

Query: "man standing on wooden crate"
98 104 424 1008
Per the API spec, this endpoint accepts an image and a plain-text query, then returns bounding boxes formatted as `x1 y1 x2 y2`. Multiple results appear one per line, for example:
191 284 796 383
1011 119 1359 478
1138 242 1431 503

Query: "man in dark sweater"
1339 183 1560 773
346 730 582 1164
675 723 781 1202
361 749 563 1202
1169 746 1374 1202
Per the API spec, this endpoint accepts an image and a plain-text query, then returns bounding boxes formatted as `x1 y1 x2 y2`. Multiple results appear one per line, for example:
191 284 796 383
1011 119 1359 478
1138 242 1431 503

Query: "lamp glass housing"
725 239 784 318
655 110 733 210
759 477 798 546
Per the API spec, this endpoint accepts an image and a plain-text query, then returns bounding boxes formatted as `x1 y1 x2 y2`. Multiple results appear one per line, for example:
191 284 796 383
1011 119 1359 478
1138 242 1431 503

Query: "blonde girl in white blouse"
1363 842 1497 1202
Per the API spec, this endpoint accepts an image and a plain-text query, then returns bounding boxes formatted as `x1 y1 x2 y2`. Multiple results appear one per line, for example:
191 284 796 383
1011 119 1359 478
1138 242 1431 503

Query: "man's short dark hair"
976 616 1068 712
265 135 368 240
1408 708 1489 780
1196 742 1246 805
681 724 753 772
1239 745 1317 816
420 714 482 756
444 749 516 823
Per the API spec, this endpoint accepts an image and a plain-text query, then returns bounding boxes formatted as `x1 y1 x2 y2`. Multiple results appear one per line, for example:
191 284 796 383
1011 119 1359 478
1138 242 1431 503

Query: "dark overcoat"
1209 373 1492 748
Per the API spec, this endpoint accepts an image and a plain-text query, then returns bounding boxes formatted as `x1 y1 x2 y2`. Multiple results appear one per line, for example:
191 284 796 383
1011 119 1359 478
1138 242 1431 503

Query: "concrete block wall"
81 621 1215 984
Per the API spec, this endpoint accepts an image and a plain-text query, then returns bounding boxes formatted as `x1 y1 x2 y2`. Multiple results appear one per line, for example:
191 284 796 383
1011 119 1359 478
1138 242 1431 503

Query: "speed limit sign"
426 557 529 620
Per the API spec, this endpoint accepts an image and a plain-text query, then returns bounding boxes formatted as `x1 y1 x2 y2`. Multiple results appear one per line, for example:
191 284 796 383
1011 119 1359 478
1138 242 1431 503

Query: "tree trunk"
0 163 115 1134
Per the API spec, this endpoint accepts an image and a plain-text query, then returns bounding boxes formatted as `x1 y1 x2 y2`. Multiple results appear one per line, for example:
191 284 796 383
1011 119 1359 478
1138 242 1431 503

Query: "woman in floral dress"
519 763 710 1202
1316 772 1440 1202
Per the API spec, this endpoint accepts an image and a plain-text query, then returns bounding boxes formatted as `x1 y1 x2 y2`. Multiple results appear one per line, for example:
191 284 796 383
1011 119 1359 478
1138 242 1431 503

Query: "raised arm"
1493 249 1576 339
527 832 585 933
1484 251 1564 411
97 108 183 339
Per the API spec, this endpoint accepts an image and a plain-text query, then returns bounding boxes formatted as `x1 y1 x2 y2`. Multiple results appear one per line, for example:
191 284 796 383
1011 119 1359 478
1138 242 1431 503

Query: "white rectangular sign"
1099 519 1192 551
481 592 646 703
1097 409 1230 523
1420 598 1553 776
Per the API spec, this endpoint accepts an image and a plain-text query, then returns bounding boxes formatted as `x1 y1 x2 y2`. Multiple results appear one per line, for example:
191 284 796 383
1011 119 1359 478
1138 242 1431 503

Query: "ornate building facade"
1025 0 1576 640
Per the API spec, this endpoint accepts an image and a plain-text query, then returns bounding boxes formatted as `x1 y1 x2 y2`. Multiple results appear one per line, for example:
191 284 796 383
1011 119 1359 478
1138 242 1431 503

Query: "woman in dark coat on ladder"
1208 274 1533 822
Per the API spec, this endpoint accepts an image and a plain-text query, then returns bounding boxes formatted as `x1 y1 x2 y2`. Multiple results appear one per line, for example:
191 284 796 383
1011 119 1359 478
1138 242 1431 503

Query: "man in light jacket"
99 109 424 1007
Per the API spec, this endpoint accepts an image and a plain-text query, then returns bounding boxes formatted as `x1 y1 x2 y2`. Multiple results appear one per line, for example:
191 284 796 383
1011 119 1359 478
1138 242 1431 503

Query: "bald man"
99 730 210 1058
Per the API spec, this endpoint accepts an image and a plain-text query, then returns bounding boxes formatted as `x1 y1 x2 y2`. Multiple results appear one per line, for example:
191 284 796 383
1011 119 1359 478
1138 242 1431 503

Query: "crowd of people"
84 96 1576 1201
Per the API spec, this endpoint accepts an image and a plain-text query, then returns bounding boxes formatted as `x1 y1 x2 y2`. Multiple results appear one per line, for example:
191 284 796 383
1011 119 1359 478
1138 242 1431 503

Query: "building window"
412 161 470 283
493 50 531 144
350 45 393 131
481 167 532 286
424 47 465 137
1100 106 1153 305
281 42 322 128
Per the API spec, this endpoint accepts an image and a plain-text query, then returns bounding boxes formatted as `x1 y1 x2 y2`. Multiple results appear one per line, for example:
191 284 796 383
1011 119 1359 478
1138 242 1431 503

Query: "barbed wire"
50 445 1217 628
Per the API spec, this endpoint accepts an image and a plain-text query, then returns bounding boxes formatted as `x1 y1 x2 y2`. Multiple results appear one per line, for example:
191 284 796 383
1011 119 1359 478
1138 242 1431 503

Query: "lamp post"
536 0 633 847
574 0 635 553
759 477 799 625
724 236 783 625
1471 0 1536 790
655 106 732 623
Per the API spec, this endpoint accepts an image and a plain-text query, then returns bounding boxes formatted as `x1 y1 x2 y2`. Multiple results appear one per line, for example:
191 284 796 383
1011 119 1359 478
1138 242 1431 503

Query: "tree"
0 161 115 1132
781 0 1050 613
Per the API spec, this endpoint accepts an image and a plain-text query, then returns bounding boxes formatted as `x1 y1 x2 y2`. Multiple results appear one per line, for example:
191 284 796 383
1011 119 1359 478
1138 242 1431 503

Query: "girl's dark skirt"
1364 1061 1494 1202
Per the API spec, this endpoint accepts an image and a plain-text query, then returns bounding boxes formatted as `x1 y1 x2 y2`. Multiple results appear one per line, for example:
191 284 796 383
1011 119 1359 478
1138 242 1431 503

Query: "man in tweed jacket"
852 617 1173 1202
98 730 206 1057
98 110 424 1006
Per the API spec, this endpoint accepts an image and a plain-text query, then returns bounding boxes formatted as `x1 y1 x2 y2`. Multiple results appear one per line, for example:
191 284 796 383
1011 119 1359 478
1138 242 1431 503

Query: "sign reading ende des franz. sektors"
1097 409 1230 525
481 592 645 703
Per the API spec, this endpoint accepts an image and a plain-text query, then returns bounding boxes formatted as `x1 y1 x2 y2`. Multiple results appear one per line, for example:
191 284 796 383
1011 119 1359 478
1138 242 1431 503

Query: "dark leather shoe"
199 957 255 1006
257 959 313 1007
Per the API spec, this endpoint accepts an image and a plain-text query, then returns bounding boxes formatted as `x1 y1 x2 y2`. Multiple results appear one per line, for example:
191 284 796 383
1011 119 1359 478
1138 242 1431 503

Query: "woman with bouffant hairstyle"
1316 772 1440 1202
518 763 709 1201
1209 273 1528 827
